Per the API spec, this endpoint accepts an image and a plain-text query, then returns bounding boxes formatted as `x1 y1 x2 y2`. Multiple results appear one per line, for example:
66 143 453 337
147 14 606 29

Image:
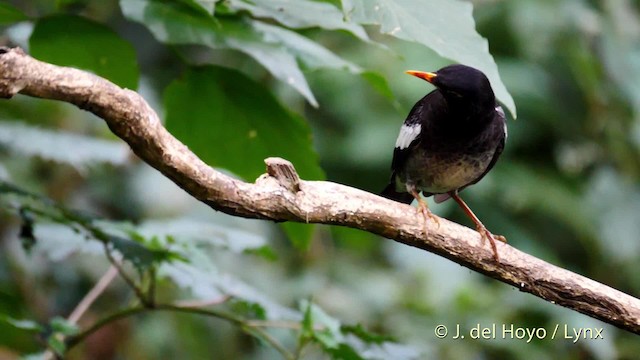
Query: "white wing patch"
395 123 421 149
496 105 507 141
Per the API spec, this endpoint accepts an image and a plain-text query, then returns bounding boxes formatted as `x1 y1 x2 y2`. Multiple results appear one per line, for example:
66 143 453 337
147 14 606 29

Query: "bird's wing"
382 103 425 202
390 122 421 171
465 105 507 187
433 106 506 204
390 93 438 172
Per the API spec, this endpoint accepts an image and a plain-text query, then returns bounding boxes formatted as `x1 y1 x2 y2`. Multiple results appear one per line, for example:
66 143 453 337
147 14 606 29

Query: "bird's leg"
449 191 506 261
407 184 440 233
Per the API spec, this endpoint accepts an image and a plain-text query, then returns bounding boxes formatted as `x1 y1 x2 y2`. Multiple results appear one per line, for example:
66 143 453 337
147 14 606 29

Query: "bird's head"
406 64 495 113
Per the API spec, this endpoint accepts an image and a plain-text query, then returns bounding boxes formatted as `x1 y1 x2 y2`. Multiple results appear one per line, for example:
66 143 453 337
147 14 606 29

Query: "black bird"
381 64 507 260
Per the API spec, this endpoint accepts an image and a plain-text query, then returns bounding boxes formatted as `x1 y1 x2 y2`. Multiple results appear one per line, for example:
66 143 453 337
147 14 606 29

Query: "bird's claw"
494 234 507 243
417 201 440 236
476 225 506 261
420 205 440 229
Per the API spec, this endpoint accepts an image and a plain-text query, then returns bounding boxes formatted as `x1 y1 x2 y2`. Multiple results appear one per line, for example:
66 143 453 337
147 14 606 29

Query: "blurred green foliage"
0 0 639 359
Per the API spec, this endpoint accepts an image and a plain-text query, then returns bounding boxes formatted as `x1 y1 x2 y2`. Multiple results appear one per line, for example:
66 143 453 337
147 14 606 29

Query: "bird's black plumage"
381 64 507 260
382 64 506 203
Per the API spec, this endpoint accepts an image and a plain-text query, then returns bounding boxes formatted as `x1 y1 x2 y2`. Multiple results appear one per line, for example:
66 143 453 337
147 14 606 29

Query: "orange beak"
405 70 437 83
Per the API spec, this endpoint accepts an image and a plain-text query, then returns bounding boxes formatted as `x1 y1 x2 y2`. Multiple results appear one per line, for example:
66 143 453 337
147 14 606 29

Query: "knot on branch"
0 47 27 99
0 46 24 56
265 157 301 193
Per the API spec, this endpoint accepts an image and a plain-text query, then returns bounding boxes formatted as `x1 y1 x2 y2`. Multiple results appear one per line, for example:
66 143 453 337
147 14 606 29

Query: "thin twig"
146 267 156 307
66 303 295 360
68 265 119 324
294 334 309 360
160 304 294 360
242 324 294 360
102 243 149 306
44 265 119 360
66 306 147 349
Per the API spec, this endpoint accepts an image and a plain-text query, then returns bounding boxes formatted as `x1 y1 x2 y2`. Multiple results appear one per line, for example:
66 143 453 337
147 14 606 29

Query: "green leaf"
55 0 90 8
191 0 218 14
343 337 421 360
341 324 394 344
31 223 103 261
299 300 343 349
244 244 278 261
230 299 267 320
0 121 130 171
280 222 314 250
329 344 365 360
50 317 79 336
22 352 47 360
120 0 316 105
228 0 370 41
301 299 315 337
29 14 139 89
137 218 267 253
0 3 28 25
0 316 43 332
342 0 516 118
298 301 420 359
360 70 396 103
216 274 301 320
157 236 301 321
164 66 324 181
109 234 175 270
250 20 360 73
47 336 66 356
121 0 360 107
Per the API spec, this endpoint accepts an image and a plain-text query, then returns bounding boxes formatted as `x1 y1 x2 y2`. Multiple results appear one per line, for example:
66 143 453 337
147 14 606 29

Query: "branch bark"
1 47 638 335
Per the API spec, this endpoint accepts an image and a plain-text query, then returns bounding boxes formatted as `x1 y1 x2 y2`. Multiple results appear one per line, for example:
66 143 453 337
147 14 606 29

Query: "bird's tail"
380 183 414 204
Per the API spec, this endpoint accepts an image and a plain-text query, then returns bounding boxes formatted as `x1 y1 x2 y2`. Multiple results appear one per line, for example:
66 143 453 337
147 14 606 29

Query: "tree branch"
1 47 638 334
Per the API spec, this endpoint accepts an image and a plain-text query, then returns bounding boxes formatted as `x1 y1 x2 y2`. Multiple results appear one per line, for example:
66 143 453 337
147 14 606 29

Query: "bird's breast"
400 148 496 194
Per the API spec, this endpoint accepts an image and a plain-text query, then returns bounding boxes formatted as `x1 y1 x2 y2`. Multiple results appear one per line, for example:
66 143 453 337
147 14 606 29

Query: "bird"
381 64 507 261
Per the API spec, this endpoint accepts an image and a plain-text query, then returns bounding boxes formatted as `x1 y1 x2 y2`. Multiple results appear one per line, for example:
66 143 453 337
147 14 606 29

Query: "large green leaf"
0 121 130 171
228 0 370 41
191 0 218 14
299 300 420 359
0 3 28 25
251 20 360 72
120 0 313 104
164 66 324 181
281 222 314 250
29 15 139 89
120 0 362 107
164 66 319 245
342 0 516 118
138 218 267 253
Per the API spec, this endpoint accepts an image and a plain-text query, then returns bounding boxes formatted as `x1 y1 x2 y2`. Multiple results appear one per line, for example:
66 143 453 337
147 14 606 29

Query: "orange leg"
408 186 440 233
449 191 506 261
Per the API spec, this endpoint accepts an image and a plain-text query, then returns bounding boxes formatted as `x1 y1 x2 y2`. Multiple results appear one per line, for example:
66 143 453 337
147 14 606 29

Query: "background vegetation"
1 0 639 359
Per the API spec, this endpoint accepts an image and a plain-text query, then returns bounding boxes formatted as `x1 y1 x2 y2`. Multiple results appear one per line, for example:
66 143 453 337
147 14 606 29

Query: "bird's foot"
418 201 440 234
449 192 506 261
476 225 506 261
407 187 439 235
